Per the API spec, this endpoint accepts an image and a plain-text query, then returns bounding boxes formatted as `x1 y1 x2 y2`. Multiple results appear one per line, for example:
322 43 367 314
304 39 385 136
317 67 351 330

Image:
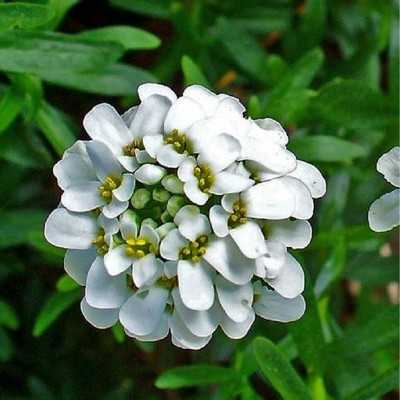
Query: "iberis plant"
44 84 326 349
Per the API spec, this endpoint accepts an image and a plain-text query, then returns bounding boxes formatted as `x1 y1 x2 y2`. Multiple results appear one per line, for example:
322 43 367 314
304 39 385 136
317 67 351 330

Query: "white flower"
368 147 400 232
54 140 135 218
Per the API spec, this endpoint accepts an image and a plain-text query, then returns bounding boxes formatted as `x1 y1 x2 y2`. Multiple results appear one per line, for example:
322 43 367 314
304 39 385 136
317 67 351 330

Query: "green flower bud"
131 188 151 209
141 218 158 229
167 195 186 217
161 174 184 194
152 187 171 203
156 222 176 239
161 210 173 223
148 206 162 220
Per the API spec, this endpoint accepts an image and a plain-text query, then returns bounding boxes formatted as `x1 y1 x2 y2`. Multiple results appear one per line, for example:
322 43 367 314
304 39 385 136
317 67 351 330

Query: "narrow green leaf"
345 364 399 400
33 289 81 337
289 135 367 163
0 327 14 362
46 0 80 29
253 337 312 400
155 365 239 389
35 101 75 155
111 323 126 343
0 2 55 31
0 300 19 330
78 26 160 50
0 87 23 135
181 55 210 87
0 31 123 75
110 0 170 18
56 275 79 292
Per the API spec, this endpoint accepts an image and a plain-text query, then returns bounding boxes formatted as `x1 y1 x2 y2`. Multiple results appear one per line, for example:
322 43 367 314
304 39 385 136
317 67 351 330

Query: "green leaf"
111 323 126 344
0 209 47 249
289 135 367 163
42 63 156 96
110 0 170 18
0 31 123 75
0 327 14 362
345 364 399 400
78 26 160 50
0 2 55 31
32 289 81 337
181 55 210 87
46 0 80 30
56 275 79 292
0 300 19 330
35 101 76 155
155 365 239 389
0 87 23 135
310 80 391 130
253 337 312 400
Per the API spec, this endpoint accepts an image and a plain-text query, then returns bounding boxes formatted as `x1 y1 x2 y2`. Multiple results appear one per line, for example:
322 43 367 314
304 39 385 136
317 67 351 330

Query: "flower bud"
131 188 151 209
161 174 184 194
153 187 171 203
167 195 186 217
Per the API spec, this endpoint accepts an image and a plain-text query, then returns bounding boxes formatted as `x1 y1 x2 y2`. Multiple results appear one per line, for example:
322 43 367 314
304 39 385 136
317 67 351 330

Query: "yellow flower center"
164 129 193 154
125 237 157 258
228 200 247 229
92 228 109 255
98 175 121 202
193 164 215 193
122 138 144 156
179 234 209 262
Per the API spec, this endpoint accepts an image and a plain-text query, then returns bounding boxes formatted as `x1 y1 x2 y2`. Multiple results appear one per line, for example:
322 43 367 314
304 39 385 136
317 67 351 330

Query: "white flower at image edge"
368 146 400 232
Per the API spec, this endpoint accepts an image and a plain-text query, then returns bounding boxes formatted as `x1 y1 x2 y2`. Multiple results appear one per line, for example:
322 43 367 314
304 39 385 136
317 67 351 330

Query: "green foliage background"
0 0 398 399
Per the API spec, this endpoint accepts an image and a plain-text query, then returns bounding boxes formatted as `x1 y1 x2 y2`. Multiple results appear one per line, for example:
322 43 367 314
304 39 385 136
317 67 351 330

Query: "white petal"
164 260 178 278
164 96 205 133
64 248 97 285
220 308 255 339
118 155 139 172
61 181 104 212
172 288 218 337
157 144 186 168
139 224 160 247
119 210 138 240
368 189 400 232
242 180 295 220
104 245 132 276
215 96 245 118
160 229 188 261
44 208 97 249
178 214 211 241
83 103 131 155
178 259 215 311
230 221 267 259
125 312 169 341
203 237 255 285
85 140 122 181
113 174 135 202
134 164 166 185
98 214 119 235
266 253 304 299
135 149 155 164
119 286 169 335
183 85 219 116
121 105 137 126
174 205 200 225
197 134 241 172
377 147 400 187
85 257 130 309
142 134 164 158
253 118 288 145
133 254 163 287
102 197 128 218
209 205 229 237
138 83 177 103
281 176 314 220
288 160 326 198
169 312 211 350
215 275 252 323
80 297 119 329
221 193 239 212
156 222 176 240
211 172 254 195
183 180 210 205
268 220 312 249
130 94 172 138
254 288 305 322
177 156 196 182
256 240 287 279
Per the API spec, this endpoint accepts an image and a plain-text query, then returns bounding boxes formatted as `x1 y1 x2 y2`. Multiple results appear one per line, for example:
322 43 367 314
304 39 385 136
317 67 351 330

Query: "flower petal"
119 286 169 336
102 197 128 219
118 155 139 172
377 146 400 187
160 229 188 261
119 210 138 240
44 208 97 249
211 172 254 195
230 221 267 259
172 288 218 337
178 259 215 311
113 173 135 202
368 189 400 232
254 118 288 145
281 176 314 220
134 164 166 185
178 214 211 241
104 245 132 276
177 156 196 182
220 308 255 339
254 288 305 322
242 180 295 220
215 275 253 323
268 219 312 249
157 144 186 168
174 205 200 225
61 181 104 212
221 193 239 212
83 103 131 155
255 240 286 279
139 224 160 247
80 297 119 329
125 312 169 341
203 237 255 285
64 248 97 285
266 253 304 299
138 83 177 103
183 180 210 205
133 254 163 287
288 160 326 198
164 260 178 278
121 105 137 126
209 205 229 237
143 134 164 158
183 85 219 115
85 257 130 309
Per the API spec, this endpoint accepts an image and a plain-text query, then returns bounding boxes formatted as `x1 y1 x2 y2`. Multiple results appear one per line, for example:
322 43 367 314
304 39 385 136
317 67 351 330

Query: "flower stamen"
179 234 209 262
92 228 109 255
228 200 247 229
125 237 156 258
99 175 121 202
164 129 193 154
122 138 144 156
193 164 215 193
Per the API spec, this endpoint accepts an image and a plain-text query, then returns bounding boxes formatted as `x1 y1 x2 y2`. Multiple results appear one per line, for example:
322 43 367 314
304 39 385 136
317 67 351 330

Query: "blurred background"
0 0 398 399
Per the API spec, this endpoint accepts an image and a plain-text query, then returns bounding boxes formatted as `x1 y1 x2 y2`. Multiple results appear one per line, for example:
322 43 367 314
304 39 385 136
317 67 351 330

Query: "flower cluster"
368 146 400 232
44 84 326 349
